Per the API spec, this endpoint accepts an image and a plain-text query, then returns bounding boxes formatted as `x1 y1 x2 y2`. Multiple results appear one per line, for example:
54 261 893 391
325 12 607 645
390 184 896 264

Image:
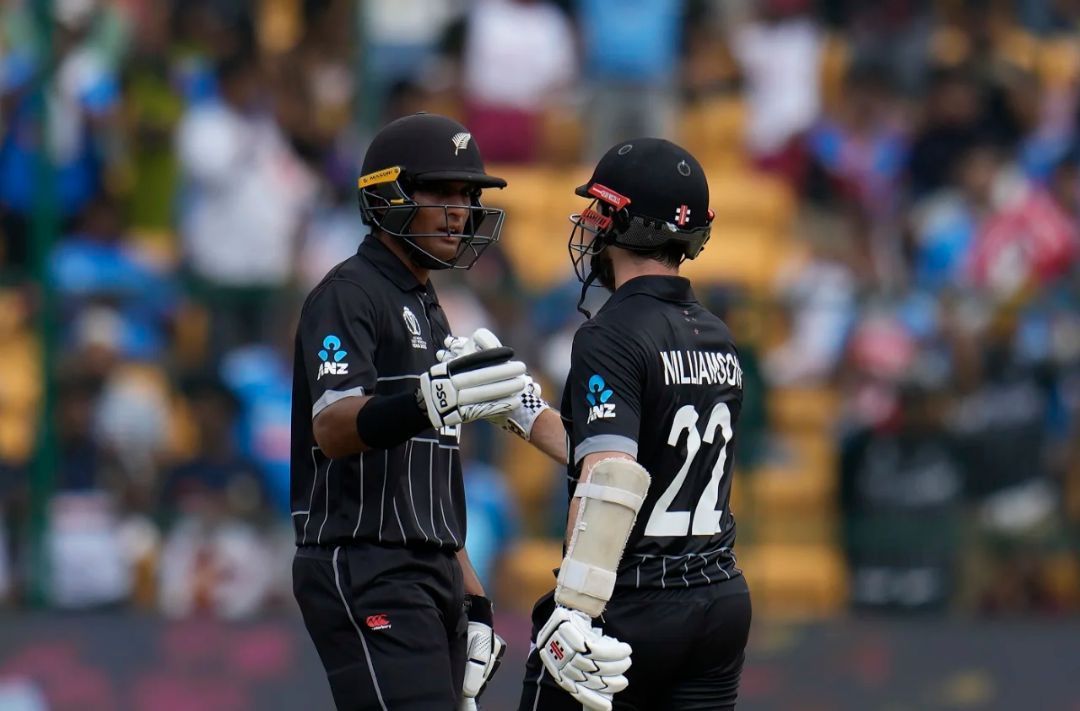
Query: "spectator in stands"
219 343 294 515
157 374 277 618
269 0 357 172
0 0 127 270
121 0 185 233
176 50 317 360
833 0 933 94
806 63 909 222
161 374 266 525
765 214 859 385
50 196 178 362
459 0 577 163
906 67 988 199
362 0 461 119
55 371 106 493
840 373 964 612
910 140 1006 292
47 371 132 609
577 0 687 158
729 0 824 182
298 176 364 291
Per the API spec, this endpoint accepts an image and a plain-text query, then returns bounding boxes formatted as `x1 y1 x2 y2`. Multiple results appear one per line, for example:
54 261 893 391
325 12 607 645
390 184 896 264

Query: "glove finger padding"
457 398 520 424
570 687 615 711
576 656 632 677
445 346 515 374
439 335 470 363
537 606 631 711
451 362 527 392
577 633 633 663
470 327 503 350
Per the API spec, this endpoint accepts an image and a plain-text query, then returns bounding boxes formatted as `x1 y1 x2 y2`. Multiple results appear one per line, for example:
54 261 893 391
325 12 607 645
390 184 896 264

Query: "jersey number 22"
644 403 732 537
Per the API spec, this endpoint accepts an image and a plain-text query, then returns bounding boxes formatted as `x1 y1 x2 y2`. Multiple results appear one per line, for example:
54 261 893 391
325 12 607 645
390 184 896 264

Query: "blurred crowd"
0 0 1078 618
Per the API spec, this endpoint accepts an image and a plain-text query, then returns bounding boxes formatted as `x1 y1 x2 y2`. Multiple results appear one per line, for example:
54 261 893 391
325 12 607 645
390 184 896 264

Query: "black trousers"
519 576 752 711
293 543 467 711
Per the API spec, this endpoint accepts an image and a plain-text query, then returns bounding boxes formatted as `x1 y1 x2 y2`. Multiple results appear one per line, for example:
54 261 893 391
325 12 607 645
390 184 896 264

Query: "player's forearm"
456 548 486 597
313 396 374 458
529 408 569 465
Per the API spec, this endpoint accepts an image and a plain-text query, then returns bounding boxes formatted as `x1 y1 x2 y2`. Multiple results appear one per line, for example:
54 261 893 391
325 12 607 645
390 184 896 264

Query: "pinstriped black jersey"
561 276 743 590
290 237 465 550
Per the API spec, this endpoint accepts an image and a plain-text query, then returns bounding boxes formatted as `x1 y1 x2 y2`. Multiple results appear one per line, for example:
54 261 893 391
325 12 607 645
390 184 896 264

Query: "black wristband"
464 594 493 626
355 389 431 449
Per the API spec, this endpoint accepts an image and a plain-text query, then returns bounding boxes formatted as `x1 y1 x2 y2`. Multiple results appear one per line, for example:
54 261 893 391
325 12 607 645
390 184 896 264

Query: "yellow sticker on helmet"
358 166 402 189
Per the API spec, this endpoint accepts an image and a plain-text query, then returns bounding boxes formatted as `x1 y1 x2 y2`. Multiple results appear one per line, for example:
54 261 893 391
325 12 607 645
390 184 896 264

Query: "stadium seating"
0 290 39 464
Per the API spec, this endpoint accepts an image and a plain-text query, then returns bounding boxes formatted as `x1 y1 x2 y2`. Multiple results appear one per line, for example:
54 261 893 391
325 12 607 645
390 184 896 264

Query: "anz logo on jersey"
317 334 349 379
586 374 616 423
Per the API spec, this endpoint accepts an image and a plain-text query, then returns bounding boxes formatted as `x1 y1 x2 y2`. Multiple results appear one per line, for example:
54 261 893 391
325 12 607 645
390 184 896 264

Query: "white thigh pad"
556 458 651 617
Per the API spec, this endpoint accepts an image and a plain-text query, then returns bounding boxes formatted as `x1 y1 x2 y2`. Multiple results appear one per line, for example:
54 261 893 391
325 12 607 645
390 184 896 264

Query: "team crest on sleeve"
402 306 428 350
317 334 349 379
586 374 616 423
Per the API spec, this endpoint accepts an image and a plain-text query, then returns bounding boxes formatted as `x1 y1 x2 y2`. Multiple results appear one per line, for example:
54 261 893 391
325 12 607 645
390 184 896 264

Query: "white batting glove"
459 595 506 710
419 347 527 429
438 330 551 440
536 605 632 711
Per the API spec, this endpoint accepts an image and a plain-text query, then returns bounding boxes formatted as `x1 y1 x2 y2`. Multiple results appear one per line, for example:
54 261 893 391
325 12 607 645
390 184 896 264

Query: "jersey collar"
604 275 696 310
358 235 431 293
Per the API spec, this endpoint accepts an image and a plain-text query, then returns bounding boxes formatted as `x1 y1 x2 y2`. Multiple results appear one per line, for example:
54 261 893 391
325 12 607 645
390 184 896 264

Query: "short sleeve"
300 280 379 419
568 324 644 465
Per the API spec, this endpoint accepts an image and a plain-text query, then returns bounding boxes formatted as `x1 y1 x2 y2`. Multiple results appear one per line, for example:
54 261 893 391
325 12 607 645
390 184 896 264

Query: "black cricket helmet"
569 138 714 283
357 113 507 270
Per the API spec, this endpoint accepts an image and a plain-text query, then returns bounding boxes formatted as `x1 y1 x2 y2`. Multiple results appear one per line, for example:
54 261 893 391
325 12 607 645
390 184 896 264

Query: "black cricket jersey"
561 275 744 590
290 237 465 551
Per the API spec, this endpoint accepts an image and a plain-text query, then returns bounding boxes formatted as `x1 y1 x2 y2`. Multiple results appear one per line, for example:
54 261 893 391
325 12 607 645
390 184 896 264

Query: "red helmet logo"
587 183 631 210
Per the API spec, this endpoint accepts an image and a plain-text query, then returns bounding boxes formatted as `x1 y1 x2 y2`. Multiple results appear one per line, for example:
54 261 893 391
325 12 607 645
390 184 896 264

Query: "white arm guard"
556 458 651 618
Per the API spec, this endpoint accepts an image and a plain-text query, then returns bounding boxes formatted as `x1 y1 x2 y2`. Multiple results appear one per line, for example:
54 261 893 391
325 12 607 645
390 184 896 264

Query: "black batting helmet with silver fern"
358 113 507 270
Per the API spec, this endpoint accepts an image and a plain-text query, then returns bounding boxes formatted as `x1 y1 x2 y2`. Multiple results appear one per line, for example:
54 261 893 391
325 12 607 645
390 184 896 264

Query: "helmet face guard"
567 198 616 283
358 166 505 270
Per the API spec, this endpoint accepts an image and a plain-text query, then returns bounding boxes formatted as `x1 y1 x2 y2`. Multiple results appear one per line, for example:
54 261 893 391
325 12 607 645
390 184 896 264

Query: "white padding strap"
556 458 652 617
573 482 646 511
557 558 617 602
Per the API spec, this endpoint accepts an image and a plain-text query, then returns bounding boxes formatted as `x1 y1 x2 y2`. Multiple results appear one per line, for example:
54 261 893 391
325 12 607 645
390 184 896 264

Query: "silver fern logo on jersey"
451 132 472 155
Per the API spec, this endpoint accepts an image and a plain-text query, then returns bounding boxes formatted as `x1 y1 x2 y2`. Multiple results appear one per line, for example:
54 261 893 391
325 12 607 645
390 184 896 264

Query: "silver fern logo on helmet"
451 132 472 155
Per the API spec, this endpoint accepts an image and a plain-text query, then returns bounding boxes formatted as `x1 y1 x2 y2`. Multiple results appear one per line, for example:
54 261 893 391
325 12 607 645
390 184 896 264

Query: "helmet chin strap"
576 269 600 318
575 247 615 318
